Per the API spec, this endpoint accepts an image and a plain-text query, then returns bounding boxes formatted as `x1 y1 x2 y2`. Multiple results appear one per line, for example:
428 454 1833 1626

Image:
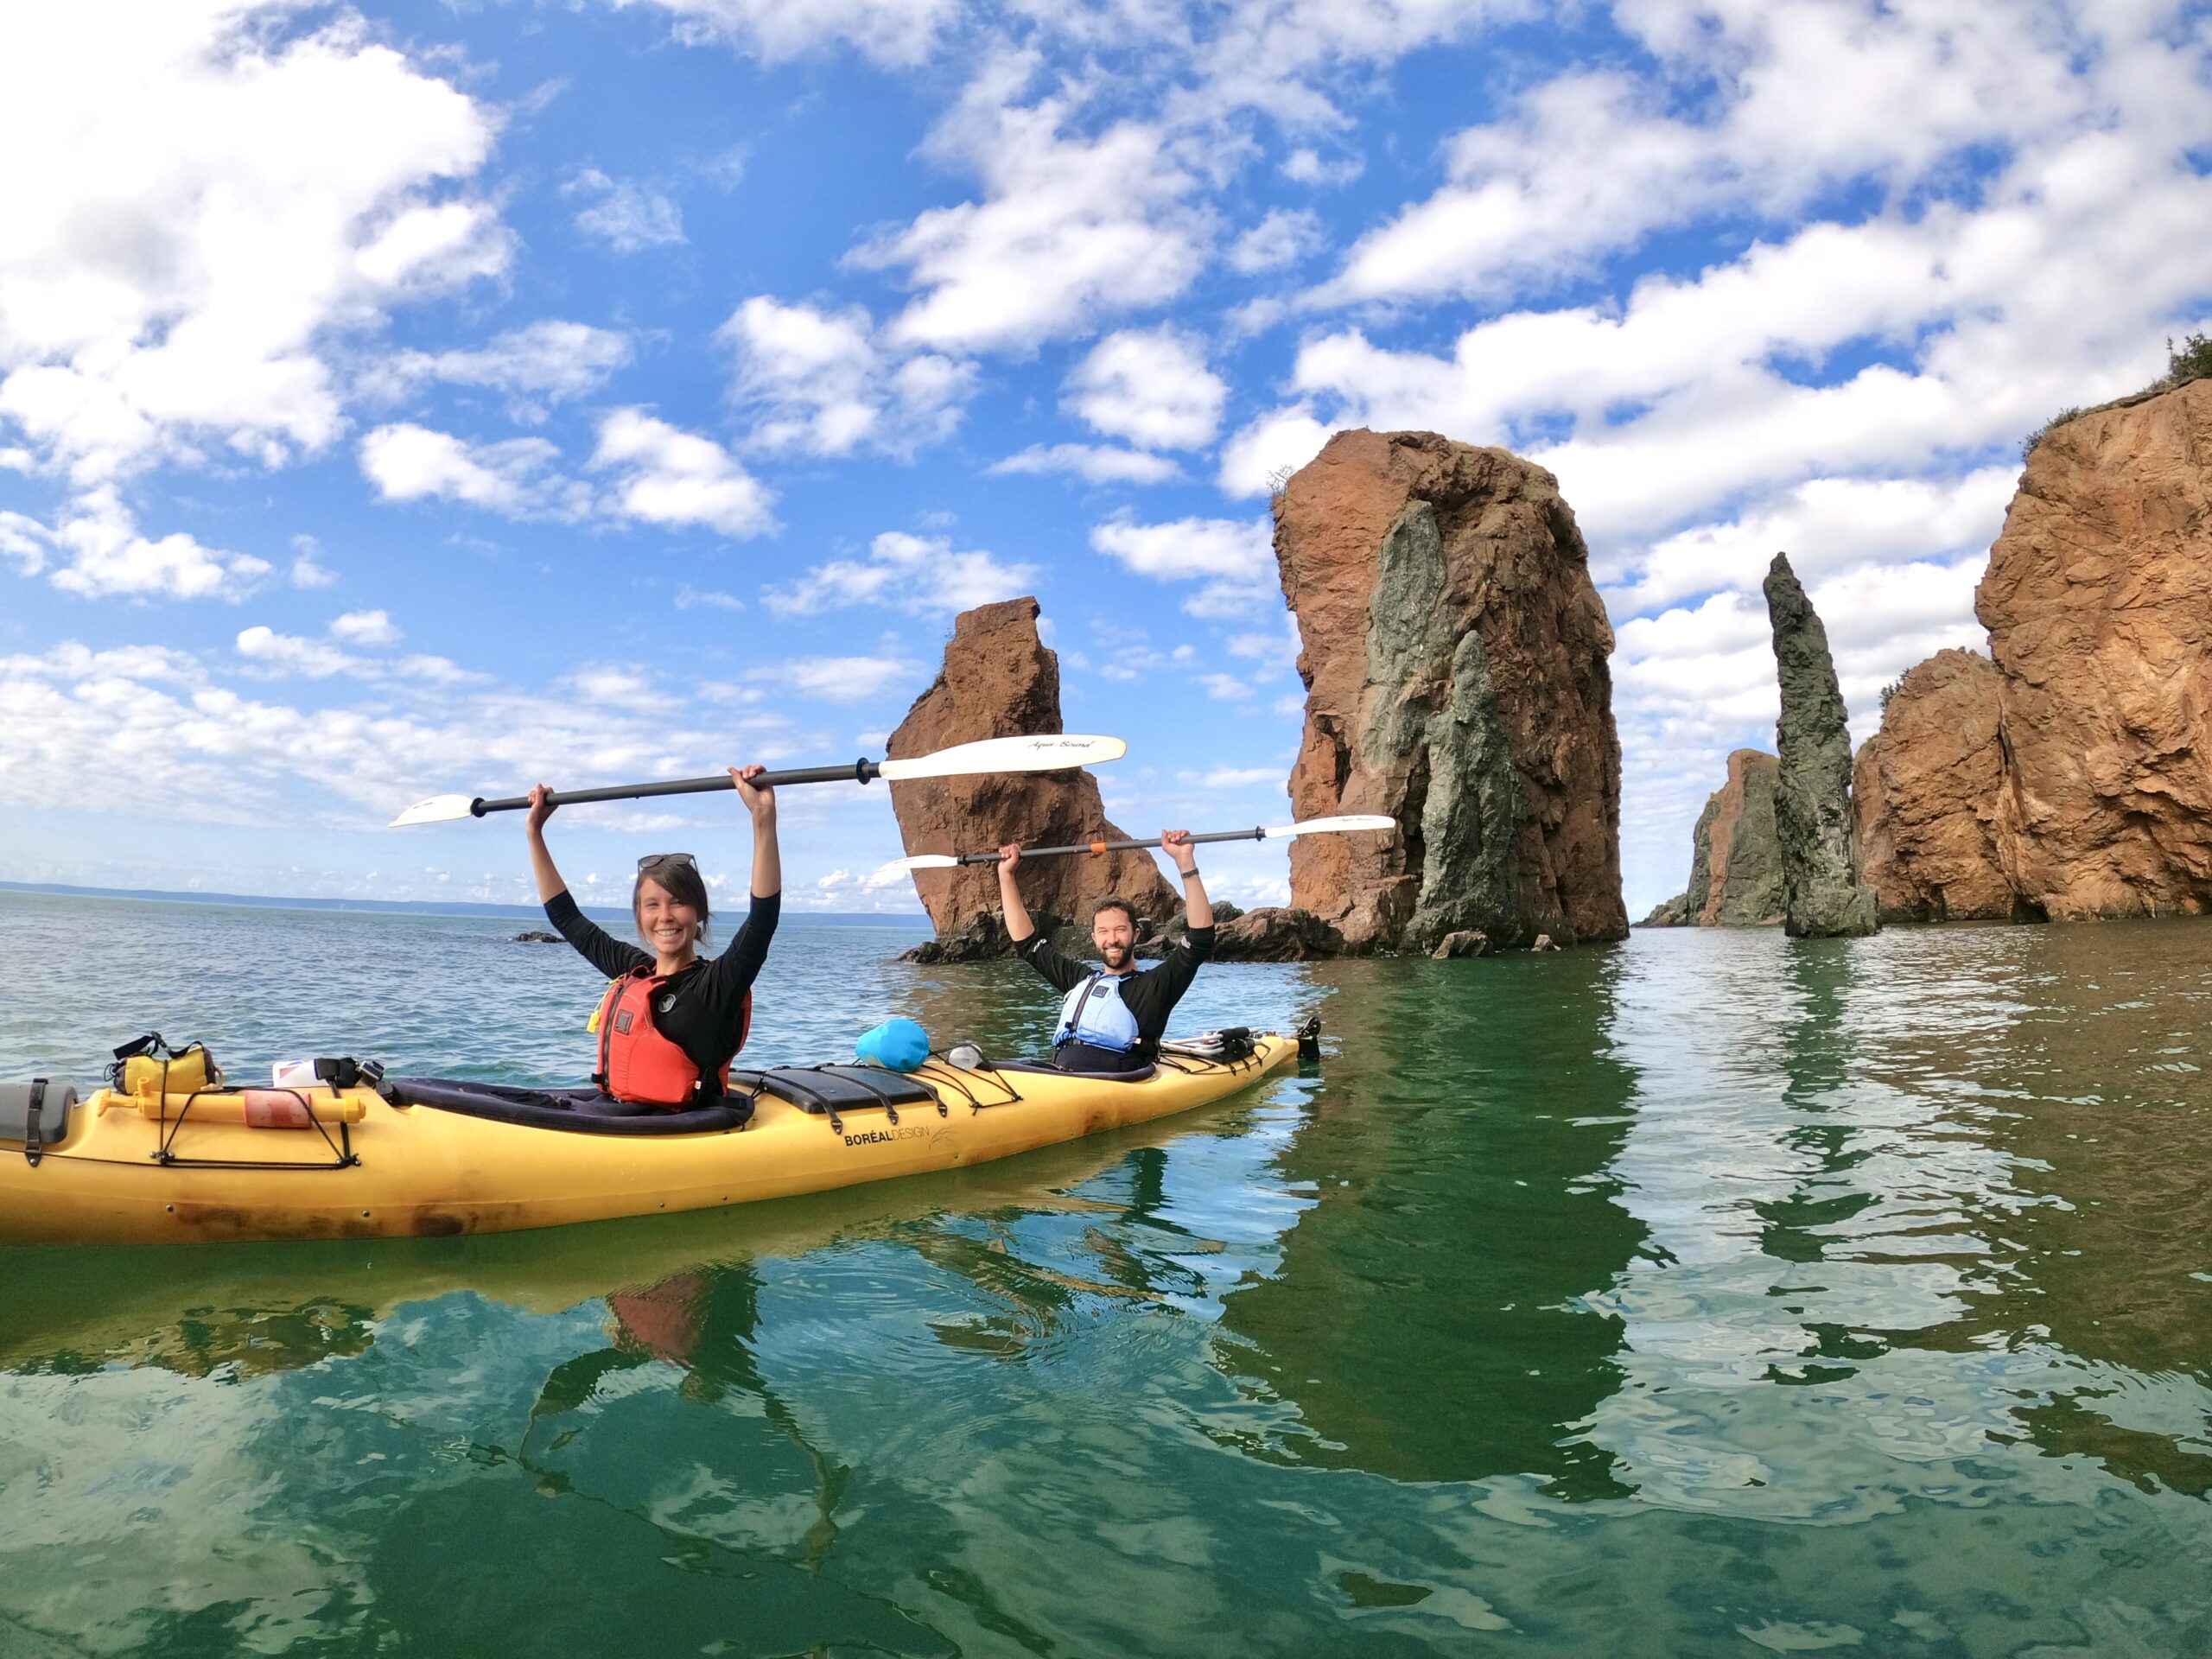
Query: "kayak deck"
0 1037 1297 1244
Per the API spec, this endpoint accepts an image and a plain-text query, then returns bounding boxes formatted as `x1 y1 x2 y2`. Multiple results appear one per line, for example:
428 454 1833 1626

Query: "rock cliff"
1641 749 1784 926
1850 651 2020 922
1764 553 1878 938
1978 378 2212 918
1275 429 1626 952
888 597 1175 958
1855 378 2212 922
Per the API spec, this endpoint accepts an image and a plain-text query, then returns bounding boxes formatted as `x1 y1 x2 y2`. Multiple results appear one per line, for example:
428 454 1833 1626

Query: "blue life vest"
1054 973 1142 1053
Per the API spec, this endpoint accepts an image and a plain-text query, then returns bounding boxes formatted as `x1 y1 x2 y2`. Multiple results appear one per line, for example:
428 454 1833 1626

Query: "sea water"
1 888 2209 1656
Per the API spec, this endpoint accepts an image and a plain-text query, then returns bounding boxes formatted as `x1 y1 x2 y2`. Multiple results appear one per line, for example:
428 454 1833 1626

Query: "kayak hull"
0 1038 1296 1244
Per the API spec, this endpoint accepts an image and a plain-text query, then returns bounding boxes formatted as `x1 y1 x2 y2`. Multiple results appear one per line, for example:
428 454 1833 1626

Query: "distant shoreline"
0 880 927 930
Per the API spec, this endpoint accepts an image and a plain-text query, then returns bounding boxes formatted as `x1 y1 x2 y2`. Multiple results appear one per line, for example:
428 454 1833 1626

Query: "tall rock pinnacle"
1762 552 1878 938
1275 429 1626 952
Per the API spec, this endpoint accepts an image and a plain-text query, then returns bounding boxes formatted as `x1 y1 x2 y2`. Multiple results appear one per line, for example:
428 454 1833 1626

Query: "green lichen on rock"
1763 553 1878 938
1362 502 1525 948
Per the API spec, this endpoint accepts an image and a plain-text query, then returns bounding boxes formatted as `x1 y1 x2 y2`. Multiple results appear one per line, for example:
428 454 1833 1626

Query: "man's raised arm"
996 843 1037 944
1162 829 1211 931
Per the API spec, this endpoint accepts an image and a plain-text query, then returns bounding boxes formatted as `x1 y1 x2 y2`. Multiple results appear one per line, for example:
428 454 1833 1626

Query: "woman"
524 766 780 1111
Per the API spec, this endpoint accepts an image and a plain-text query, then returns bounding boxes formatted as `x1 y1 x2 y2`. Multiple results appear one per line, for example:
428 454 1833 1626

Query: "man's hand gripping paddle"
882 813 1398 871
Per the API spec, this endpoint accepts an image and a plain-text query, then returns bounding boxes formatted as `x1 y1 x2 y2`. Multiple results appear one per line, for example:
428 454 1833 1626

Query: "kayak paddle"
389 734 1129 827
887 813 1398 870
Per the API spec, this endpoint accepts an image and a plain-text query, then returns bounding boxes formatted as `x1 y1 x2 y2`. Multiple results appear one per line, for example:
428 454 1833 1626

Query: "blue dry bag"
855 1017 931 1072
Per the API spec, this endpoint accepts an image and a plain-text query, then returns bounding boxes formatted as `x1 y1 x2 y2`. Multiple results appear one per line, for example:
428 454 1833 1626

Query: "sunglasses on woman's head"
636 852 697 873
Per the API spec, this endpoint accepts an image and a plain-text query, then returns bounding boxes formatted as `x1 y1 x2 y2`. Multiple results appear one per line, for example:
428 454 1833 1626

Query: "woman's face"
636 878 701 956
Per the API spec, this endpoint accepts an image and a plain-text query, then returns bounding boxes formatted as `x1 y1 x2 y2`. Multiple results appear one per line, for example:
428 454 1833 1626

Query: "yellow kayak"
0 1037 1298 1245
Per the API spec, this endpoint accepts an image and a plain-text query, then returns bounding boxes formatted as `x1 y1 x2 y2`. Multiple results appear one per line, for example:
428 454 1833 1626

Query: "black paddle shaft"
953 826 1268 865
472 760 881 817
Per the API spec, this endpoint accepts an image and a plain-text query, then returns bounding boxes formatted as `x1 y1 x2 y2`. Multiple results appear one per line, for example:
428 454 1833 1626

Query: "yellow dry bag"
110 1033 222 1097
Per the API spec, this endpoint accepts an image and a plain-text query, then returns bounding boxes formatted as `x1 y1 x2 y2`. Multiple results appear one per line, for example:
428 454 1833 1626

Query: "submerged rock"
1430 929 1491 958
1763 553 1878 938
1852 651 2023 922
1641 749 1785 927
1207 906 1346 962
887 596 1176 957
1275 429 1626 954
513 930 562 944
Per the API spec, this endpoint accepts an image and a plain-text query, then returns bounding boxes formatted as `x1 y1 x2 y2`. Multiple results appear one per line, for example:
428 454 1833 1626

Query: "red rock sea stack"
1274 429 1626 951
887 597 1174 954
1851 650 2018 922
1978 378 2212 918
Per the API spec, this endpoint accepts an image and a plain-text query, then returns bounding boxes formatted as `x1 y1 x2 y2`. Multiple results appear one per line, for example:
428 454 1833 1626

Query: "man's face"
1092 907 1136 969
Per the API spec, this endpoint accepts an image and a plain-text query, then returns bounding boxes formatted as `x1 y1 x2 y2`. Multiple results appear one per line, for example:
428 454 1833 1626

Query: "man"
997 830 1214 1073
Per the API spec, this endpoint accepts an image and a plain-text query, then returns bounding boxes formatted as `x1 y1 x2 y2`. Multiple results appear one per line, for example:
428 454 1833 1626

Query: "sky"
2 0 2208 921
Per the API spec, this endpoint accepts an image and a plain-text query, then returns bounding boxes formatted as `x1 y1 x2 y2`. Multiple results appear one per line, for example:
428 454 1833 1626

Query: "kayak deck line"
0 1033 1301 1244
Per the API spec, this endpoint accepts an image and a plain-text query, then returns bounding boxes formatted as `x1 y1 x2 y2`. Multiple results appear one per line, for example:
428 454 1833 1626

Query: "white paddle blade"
884 854 961 873
390 793 479 828
1263 813 1399 839
876 733 1126 782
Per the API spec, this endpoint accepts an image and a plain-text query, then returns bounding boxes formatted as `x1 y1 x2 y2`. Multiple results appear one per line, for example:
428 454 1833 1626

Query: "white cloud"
235 626 366 680
589 408 778 537
359 423 585 519
330 609 402 646
753 654 919 703
1316 1 2105 310
615 0 958 68
0 639 765 827
765 530 1035 617
1198 672 1255 701
1063 327 1226 450
675 585 745 611
1606 469 2017 612
1 512 49 576
1217 405 1332 498
563 168 685 251
365 321 632 420
1226 618 1300 674
234 617 484 686
288 535 338 589
0 7 506 489
1281 148 1363 186
1091 514 1275 617
721 296 973 456
1228 207 1325 273
1179 766 1282 788
24 488 270 601
858 76 1208 354
989 443 1183 485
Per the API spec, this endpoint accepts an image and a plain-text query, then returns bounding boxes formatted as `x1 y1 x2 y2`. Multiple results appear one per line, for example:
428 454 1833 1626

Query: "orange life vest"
593 970 750 1109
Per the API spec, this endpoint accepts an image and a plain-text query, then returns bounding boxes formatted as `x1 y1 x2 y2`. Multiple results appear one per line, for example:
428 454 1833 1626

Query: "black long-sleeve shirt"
547 889 779 1099
1014 925 1214 1068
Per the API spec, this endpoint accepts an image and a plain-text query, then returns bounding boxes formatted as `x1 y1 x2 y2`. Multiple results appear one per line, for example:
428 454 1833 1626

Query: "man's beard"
1098 942 1130 968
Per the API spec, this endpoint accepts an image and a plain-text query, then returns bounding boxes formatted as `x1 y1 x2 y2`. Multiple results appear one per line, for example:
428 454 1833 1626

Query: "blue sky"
2 0 2208 919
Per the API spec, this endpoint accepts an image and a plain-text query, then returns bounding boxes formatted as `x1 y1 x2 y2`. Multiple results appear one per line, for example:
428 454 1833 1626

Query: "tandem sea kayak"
0 1033 1301 1245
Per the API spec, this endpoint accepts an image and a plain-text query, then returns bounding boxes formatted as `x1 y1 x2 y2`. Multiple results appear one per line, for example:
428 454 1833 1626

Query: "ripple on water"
2 894 2210 1656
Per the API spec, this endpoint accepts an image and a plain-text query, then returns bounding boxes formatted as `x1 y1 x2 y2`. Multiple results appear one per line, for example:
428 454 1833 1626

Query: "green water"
1 893 2209 1656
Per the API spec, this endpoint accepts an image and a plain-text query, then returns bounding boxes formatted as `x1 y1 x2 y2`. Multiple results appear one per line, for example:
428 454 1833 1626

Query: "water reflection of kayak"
0 1068 1290 1380
0 1036 1297 1245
